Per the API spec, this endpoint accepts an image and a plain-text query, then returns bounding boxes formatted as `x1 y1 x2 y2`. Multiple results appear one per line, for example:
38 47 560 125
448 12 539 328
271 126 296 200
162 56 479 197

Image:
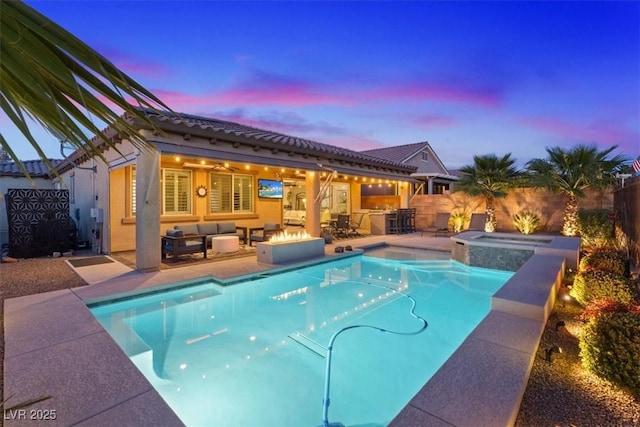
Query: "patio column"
135 147 161 271
305 171 321 237
399 181 410 208
427 177 434 194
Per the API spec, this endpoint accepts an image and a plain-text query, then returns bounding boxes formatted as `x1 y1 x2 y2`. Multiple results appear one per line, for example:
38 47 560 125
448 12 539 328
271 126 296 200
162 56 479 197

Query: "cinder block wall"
411 188 614 233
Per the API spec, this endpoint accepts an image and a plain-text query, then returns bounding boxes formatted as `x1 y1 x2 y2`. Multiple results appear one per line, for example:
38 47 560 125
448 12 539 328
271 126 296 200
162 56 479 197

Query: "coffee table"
212 235 240 253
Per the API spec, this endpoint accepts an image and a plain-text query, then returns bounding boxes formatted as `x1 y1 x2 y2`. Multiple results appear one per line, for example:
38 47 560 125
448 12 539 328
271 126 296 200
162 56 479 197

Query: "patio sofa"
161 229 207 261
174 222 247 246
284 210 305 226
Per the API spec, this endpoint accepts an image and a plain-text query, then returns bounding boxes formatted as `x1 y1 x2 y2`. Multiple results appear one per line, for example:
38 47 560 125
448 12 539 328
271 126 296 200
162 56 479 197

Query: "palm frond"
453 153 520 198
0 1 171 180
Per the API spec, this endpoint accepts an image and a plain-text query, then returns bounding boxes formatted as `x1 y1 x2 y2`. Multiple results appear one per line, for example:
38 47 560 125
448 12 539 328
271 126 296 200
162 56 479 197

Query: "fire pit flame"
270 230 312 243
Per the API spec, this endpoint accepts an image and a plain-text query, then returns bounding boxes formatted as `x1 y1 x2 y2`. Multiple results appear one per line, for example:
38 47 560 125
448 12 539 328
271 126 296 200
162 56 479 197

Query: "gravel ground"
515 299 640 426
0 256 87 406
2 256 639 424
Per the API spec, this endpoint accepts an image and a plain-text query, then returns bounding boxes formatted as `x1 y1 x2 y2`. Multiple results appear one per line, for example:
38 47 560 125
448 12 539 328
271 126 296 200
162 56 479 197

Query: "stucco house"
57 109 417 271
362 141 458 194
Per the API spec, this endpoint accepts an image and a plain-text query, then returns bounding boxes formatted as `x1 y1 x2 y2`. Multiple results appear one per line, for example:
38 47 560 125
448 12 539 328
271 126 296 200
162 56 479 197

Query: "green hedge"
580 311 640 398
577 209 615 250
579 250 630 277
571 270 638 306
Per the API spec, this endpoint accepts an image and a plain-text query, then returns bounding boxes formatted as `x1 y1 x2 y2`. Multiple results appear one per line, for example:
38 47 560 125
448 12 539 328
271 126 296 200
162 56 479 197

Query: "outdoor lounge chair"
332 214 351 237
349 213 365 236
468 213 487 231
249 223 281 246
421 212 450 236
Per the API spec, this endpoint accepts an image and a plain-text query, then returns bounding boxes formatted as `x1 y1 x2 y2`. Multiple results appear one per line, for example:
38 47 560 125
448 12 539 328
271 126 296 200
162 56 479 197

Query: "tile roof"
137 109 415 172
0 159 63 177
360 141 431 163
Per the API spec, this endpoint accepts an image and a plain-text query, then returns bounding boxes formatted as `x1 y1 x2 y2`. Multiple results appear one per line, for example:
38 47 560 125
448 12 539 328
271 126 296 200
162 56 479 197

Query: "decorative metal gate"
5 189 71 258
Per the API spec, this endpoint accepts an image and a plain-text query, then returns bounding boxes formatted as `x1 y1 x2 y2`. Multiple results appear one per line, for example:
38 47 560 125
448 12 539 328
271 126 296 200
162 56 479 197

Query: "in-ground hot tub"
451 231 580 271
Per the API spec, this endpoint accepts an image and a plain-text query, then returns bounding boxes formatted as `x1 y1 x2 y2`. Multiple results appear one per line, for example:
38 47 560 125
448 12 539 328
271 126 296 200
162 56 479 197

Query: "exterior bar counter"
369 211 396 235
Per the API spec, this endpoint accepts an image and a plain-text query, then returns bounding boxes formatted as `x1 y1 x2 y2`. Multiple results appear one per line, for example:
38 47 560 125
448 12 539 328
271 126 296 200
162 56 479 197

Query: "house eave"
410 172 460 181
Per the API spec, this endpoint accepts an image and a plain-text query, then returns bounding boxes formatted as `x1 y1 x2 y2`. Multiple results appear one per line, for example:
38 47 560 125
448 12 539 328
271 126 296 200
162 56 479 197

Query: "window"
234 175 253 212
163 169 192 214
209 173 253 213
421 151 429 161
433 182 450 194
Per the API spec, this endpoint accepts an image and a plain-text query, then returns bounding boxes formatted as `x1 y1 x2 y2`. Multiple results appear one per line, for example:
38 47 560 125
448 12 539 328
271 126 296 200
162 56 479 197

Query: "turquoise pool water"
90 255 512 426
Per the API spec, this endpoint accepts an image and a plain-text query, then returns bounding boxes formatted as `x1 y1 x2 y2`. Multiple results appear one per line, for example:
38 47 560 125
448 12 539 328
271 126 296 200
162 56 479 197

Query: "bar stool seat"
387 211 400 234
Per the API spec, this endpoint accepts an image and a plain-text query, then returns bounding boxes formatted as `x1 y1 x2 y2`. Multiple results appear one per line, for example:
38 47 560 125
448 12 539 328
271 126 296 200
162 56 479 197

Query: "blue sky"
5 0 639 168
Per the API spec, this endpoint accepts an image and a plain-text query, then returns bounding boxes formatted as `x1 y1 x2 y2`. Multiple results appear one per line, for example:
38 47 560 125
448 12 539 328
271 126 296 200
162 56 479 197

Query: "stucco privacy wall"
412 188 614 233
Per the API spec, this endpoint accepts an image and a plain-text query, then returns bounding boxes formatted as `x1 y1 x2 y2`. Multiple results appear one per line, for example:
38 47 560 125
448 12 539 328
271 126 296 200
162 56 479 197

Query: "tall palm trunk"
485 195 496 232
563 194 579 236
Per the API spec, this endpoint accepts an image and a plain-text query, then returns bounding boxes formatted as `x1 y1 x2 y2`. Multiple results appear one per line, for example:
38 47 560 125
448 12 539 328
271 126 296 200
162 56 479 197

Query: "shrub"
577 208 615 250
512 210 541 234
570 270 638 306
579 311 640 398
579 250 630 277
451 212 469 233
579 298 640 322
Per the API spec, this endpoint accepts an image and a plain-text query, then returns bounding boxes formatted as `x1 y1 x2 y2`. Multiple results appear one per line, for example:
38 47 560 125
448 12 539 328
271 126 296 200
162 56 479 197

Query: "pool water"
90 255 512 426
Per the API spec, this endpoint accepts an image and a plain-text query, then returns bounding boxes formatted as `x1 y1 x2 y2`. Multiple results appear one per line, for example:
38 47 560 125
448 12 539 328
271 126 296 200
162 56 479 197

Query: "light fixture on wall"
183 162 215 169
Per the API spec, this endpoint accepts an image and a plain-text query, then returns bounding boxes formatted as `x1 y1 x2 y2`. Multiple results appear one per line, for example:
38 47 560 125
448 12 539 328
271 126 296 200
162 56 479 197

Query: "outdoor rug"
111 245 257 270
67 256 115 268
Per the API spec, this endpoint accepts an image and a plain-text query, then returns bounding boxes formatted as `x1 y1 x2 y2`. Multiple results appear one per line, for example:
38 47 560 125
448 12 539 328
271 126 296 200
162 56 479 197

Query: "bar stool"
399 209 410 234
387 211 400 234
408 208 417 233
398 209 407 234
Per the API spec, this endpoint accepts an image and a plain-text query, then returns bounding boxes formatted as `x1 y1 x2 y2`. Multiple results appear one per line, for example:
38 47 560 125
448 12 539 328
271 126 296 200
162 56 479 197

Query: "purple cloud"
520 116 639 153
157 67 505 111
205 109 349 136
95 46 172 79
364 79 503 107
211 69 351 107
409 114 457 128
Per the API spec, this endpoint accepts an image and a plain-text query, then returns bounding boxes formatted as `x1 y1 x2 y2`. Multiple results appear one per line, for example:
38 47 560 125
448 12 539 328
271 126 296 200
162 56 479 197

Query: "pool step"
288 331 327 357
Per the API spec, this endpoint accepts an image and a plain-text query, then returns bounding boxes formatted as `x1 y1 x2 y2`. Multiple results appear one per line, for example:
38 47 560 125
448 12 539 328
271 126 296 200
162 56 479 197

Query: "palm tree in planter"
525 144 627 237
453 153 521 232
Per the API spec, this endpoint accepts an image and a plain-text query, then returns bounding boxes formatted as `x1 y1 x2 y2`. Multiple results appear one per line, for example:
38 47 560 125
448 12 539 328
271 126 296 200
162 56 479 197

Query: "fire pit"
256 230 325 264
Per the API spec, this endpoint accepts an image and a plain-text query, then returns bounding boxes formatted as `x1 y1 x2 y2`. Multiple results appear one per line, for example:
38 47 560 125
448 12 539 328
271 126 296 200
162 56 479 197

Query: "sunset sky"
6 0 640 168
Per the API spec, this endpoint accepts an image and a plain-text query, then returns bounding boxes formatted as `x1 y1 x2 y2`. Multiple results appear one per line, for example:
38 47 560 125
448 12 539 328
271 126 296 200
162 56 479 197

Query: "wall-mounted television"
257 179 283 199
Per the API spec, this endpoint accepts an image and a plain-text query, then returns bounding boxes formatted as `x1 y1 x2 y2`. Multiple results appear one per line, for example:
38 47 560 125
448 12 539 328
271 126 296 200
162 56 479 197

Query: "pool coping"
4 234 564 426
390 253 565 426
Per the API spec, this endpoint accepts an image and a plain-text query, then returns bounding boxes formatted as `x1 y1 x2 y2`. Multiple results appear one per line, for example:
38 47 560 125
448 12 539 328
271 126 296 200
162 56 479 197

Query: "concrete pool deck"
4 233 567 426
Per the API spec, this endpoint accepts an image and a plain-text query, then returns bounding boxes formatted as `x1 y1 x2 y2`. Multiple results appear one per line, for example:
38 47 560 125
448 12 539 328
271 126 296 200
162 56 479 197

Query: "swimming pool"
90 255 512 426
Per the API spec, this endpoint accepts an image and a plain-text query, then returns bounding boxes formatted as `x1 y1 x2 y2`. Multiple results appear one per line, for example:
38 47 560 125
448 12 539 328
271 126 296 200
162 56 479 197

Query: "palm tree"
525 144 627 236
0 1 170 179
453 153 521 232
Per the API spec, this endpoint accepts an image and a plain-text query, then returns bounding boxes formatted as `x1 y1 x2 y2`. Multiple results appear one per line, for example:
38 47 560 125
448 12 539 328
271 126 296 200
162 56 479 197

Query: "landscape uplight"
545 345 562 363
